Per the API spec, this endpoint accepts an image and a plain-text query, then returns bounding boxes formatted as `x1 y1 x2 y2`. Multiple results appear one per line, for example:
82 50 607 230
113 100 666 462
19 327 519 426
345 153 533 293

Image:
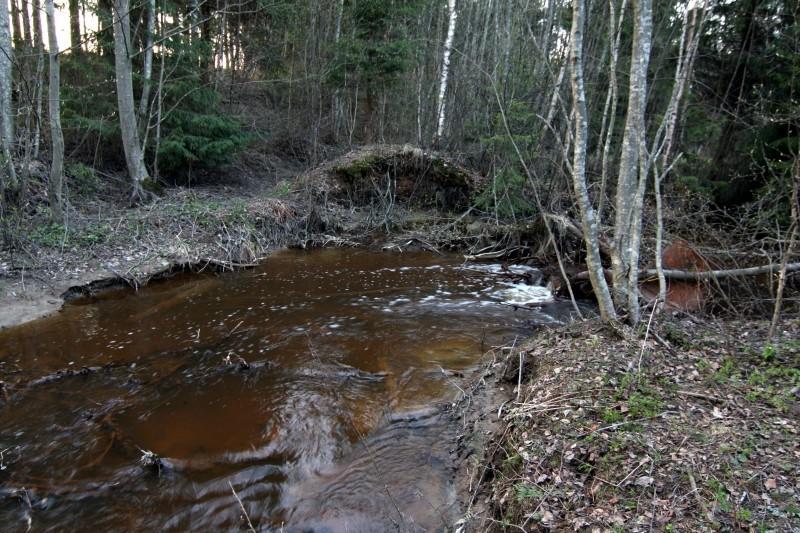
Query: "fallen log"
644 262 800 280
576 262 800 282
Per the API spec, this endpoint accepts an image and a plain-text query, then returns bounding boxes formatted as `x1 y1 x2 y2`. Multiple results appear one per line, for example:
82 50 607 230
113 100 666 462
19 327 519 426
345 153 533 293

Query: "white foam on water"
461 263 542 277
491 283 553 306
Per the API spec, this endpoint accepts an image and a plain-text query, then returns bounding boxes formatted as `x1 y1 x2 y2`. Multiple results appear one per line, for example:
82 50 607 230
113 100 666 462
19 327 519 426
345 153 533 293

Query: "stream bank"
460 316 799 531
0 145 542 330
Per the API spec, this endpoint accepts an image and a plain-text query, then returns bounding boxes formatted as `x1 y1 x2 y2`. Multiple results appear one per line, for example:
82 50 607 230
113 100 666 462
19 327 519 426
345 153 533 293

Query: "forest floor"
462 315 800 532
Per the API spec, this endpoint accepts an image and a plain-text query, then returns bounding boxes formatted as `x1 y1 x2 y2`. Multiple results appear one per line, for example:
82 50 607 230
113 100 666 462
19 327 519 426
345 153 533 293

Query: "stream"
0 249 577 531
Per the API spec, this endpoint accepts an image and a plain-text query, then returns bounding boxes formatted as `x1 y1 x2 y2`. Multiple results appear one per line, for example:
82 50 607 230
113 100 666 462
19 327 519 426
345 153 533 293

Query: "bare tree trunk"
138 0 155 132
570 0 617 322
32 0 43 158
597 0 627 224
768 159 799 343
539 60 566 144
45 0 63 221
20 0 31 47
17 0 33 201
434 0 458 146
611 0 652 323
0 0 17 191
10 0 22 47
69 0 81 54
112 0 153 201
621 0 653 325
153 5 166 179
331 0 345 141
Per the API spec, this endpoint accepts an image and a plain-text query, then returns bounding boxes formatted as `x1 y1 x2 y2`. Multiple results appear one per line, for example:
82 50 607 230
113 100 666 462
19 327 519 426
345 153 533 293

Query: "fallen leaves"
479 316 800 531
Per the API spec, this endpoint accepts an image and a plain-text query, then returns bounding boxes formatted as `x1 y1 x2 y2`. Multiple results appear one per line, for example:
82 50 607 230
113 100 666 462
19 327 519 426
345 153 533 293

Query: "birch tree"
653 2 706 303
569 0 616 321
434 0 458 146
112 0 154 201
610 0 652 323
45 0 64 221
32 0 43 158
0 0 16 191
138 0 155 131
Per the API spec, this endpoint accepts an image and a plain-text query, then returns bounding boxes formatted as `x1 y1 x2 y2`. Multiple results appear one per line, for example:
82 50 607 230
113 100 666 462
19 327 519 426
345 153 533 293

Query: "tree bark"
32 0 43 158
0 0 17 191
597 0 627 224
576 263 800 281
20 0 31 47
112 0 153 201
10 0 22 47
643 263 800 281
434 0 458 146
45 0 64 221
611 0 652 323
570 0 617 321
69 0 82 54
138 0 155 131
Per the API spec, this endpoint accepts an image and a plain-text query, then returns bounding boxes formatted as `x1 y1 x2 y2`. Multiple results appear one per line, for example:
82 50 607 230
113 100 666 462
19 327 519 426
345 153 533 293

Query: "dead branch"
642 263 800 280
575 263 800 282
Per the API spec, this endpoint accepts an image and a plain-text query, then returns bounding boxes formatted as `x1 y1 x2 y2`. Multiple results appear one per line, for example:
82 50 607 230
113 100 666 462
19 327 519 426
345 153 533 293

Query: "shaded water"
0 249 574 531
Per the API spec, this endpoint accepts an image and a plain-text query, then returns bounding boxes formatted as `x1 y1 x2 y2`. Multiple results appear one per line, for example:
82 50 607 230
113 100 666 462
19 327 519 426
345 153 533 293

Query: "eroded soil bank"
462 317 799 531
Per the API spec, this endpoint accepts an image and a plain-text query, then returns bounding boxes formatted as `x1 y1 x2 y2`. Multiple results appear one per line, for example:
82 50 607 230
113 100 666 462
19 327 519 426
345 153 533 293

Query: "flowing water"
0 249 576 532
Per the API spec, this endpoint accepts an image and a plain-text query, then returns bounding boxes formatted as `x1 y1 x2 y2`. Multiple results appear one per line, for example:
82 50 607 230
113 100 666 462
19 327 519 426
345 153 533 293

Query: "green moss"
333 156 380 182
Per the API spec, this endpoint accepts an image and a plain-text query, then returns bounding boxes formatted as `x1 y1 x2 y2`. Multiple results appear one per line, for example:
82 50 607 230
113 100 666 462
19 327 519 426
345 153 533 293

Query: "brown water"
0 249 575 532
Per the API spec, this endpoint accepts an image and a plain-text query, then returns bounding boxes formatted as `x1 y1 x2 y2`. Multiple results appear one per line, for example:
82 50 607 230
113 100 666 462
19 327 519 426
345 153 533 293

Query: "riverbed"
0 248 576 531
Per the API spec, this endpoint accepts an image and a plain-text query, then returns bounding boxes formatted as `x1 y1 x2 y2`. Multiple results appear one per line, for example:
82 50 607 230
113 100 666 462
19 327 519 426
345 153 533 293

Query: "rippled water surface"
0 249 574 531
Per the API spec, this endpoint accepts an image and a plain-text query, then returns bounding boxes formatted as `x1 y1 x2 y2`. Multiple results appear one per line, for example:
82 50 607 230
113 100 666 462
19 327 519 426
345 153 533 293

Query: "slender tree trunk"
621 0 653 325
138 0 155 131
10 0 22 47
539 60 566 143
32 0 43 158
654 3 705 304
17 0 33 201
434 0 458 146
0 0 17 190
611 0 652 322
69 0 81 54
153 2 166 179
597 0 627 224
768 158 799 343
20 0 31 47
112 0 153 201
45 0 63 221
331 0 344 140
570 0 617 322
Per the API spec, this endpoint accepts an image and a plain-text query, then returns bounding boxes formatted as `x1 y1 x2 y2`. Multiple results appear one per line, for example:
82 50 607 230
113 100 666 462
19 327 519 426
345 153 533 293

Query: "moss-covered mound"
300 144 486 211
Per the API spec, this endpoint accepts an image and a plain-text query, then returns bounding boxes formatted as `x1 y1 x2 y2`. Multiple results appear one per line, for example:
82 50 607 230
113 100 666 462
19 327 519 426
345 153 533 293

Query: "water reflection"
0 249 577 530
